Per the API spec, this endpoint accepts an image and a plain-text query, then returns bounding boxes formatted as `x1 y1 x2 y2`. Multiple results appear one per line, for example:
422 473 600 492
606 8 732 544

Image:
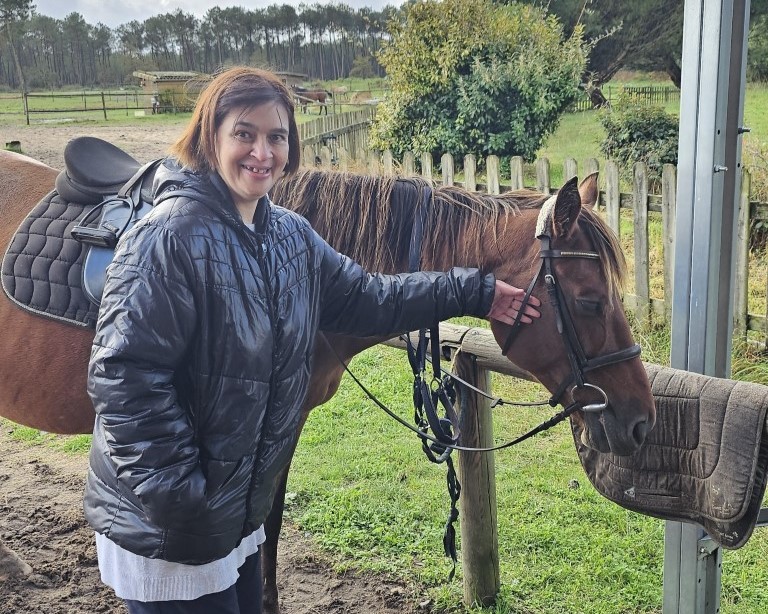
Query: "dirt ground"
0 427 416 614
0 120 188 170
0 121 417 613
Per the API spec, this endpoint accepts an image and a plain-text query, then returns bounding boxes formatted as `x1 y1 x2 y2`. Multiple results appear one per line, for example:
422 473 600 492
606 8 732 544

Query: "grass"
285 344 768 613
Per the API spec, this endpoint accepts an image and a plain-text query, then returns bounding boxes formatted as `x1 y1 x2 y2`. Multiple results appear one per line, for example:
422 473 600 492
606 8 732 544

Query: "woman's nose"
249 138 272 159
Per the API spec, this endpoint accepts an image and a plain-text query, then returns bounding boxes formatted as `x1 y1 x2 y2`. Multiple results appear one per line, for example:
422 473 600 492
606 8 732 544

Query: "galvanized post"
665 0 750 612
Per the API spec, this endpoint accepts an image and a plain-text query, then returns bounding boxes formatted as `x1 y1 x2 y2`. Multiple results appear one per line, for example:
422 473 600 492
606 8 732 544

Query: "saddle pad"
1 190 99 328
572 362 768 549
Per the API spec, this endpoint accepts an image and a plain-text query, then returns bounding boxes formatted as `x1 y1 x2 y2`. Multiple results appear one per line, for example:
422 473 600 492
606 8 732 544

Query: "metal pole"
664 0 750 612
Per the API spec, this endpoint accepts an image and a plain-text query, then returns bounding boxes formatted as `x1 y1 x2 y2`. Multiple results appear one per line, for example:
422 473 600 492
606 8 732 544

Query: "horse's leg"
261 333 380 614
0 541 32 581
261 440 300 614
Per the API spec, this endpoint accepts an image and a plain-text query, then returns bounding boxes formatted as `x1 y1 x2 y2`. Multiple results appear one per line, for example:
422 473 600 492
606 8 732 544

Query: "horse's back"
0 150 95 434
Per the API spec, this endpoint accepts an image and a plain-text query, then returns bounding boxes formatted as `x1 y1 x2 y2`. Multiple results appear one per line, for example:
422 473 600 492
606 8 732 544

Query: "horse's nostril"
632 419 651 446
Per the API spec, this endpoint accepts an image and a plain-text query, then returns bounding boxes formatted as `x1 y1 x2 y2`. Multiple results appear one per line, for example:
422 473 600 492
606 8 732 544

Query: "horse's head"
489 175 656 455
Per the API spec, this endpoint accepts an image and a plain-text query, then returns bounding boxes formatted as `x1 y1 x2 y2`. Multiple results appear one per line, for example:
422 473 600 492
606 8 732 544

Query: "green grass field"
4 74 768 612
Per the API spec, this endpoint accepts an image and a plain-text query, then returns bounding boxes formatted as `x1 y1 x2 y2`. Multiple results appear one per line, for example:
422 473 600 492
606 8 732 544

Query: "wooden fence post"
564 158 578 182
319 146 332 169
605 161 620 237
303 144 315 167
535 158 551 194
633 162 650 327
337 146 349 172
101 92 107 120
421 153 433 182
584 158 600 178
509 156 524 190
734 169 751 338
455 351 500 608
442 153 454 186
464 154 477 191
368 151 381 175
403 151 416 176
486 156 500 195
661 164 677 323
382 149 394 176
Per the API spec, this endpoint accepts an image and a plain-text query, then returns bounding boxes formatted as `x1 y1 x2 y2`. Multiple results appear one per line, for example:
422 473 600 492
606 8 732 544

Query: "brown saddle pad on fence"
573 362 768 549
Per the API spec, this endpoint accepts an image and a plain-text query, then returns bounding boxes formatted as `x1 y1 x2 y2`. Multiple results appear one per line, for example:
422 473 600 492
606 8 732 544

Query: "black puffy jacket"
83 159 496 564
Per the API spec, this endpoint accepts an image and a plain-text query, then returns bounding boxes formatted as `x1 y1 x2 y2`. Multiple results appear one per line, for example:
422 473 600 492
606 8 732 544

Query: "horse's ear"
552 176 582 239
578 172 599 210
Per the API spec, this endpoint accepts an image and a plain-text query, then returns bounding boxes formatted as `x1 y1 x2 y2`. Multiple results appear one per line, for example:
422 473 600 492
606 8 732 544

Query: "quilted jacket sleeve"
88 222 204 526
315 233 496 336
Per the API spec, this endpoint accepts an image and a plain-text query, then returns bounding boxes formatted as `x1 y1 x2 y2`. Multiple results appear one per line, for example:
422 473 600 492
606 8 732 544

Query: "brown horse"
0 151 655 612
293 86 332 115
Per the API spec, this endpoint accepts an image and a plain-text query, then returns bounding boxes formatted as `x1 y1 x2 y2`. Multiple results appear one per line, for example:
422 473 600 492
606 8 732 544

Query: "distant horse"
292 85 332 115
0 151 655 612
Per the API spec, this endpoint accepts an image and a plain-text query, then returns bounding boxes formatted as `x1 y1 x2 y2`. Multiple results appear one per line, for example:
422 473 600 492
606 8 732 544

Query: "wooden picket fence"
302 148 768 341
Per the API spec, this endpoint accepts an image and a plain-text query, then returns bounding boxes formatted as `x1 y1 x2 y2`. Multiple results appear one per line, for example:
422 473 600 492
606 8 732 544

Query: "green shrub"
748 15 768 82
370 0 587 164
599 95 679 180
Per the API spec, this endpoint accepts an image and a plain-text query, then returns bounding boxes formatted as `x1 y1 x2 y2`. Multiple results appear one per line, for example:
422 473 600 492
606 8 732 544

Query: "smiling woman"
76 65 540 614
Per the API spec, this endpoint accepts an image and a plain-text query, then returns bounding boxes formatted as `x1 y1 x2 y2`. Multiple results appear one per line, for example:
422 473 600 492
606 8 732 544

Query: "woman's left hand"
486 280 541 326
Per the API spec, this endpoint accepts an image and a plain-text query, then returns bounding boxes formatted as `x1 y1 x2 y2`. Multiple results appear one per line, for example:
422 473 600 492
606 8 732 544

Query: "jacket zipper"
243 232 279 526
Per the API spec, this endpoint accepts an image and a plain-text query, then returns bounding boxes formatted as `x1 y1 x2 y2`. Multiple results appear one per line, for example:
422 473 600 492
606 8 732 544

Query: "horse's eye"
576 299 603 315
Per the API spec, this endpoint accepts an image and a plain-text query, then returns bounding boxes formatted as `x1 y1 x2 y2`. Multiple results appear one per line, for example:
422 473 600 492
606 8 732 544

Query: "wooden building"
133 71 205 96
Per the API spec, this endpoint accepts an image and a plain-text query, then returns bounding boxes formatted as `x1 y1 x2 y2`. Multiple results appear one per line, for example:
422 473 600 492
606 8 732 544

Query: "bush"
748 15 768 82
370 0 587 164
599 95 679 180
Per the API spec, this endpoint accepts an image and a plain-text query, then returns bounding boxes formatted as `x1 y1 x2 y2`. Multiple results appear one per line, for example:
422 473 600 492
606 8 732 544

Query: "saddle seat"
55 136 142 205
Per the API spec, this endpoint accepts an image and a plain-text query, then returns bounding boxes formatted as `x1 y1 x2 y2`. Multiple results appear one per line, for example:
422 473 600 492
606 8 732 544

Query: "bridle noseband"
500 215 641 412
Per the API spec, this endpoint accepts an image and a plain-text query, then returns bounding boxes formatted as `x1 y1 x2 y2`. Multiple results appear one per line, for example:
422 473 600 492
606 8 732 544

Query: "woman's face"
214 102 290 220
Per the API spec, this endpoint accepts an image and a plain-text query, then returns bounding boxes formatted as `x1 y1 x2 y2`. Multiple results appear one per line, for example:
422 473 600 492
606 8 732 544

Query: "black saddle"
55 136 144 205
2 138 163 327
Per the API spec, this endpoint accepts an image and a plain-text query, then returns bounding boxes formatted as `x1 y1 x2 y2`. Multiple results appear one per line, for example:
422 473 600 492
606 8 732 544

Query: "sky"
33 1 402 29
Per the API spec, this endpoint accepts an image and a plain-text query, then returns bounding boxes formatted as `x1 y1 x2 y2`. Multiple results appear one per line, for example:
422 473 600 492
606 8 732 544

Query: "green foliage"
749 14 768 82
370 0 587 163
599 94 679 180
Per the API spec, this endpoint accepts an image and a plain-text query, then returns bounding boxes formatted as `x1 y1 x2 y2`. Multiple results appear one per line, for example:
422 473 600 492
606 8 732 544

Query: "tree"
370 0 587 162
1 0 33 91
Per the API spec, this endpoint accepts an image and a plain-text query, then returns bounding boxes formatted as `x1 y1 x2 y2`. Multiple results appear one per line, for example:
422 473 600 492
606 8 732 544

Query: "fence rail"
306 148 767 343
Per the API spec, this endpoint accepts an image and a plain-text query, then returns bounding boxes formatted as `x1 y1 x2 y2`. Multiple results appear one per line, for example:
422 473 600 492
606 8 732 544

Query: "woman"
83 66 540 614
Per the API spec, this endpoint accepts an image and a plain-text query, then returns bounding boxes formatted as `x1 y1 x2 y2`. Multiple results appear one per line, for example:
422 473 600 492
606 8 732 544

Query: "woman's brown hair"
169 66 301 175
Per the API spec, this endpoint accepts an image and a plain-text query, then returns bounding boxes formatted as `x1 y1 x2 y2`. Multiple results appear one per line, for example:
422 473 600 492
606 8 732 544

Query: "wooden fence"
570 84 681 112
299 107 375 167
305 148 767 342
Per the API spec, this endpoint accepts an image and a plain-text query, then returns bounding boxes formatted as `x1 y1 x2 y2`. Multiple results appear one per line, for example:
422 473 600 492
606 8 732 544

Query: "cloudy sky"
34 1 402 29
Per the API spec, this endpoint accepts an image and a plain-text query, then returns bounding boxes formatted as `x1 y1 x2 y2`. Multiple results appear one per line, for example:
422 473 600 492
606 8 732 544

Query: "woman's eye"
233 131 253 143
270 133 286 143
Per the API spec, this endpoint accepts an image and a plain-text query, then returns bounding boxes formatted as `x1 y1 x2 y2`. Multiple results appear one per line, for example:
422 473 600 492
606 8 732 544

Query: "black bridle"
499 231 642 413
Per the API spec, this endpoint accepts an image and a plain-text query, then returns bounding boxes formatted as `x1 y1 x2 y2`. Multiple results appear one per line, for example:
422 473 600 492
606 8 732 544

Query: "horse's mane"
271 169 625 293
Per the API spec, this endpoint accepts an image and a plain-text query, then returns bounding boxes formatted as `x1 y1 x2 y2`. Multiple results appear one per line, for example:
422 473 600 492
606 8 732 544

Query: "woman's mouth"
242 164 271 176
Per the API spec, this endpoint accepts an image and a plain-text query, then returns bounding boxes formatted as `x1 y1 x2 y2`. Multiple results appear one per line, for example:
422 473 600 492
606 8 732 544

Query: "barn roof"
132 71 204 82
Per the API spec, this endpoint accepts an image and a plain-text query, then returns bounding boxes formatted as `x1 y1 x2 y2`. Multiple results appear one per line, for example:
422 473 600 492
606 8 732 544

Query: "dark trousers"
124 551 263 614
